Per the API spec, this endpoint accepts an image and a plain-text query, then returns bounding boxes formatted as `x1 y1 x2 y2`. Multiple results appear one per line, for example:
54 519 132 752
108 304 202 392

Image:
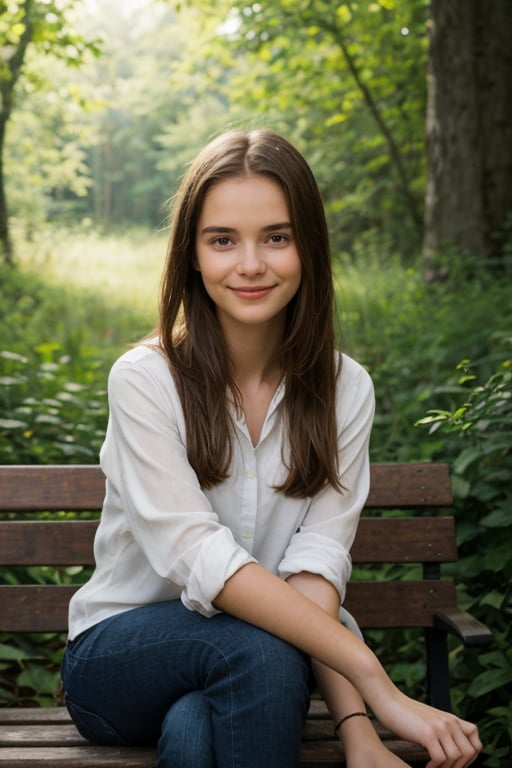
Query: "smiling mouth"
228 286 276 299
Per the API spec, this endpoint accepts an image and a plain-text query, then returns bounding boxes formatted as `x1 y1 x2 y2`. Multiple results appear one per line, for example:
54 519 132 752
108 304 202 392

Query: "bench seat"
0 702 430 767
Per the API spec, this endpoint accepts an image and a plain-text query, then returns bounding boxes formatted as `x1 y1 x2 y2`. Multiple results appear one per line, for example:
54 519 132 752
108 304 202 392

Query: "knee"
158 691 215 768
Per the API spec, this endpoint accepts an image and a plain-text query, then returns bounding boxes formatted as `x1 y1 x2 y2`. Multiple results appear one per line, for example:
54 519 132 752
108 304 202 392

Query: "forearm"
286 572 364 717
286 572 383 753
213 562 396 714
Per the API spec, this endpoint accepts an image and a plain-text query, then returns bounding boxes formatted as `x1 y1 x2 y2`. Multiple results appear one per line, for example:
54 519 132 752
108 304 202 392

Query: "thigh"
62 601 222 744
62 600 311 757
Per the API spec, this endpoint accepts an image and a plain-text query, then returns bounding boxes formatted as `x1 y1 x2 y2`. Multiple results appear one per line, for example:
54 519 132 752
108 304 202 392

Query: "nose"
236 243 265 275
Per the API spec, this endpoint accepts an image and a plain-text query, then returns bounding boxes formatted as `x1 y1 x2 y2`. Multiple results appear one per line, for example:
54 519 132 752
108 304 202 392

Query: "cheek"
288 254 302 286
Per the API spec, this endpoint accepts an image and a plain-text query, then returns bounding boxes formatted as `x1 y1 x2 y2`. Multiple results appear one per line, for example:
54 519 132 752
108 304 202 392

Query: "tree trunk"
0 0 34 265
423 0 512 276
0 117 13 265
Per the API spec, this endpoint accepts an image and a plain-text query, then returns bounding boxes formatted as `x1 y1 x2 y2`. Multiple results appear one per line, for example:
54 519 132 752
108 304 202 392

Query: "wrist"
334 711 369 738
335 711 379 753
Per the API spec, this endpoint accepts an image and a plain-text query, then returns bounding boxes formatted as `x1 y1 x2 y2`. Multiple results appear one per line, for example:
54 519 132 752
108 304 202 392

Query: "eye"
267 234 289 245
212 236 233 248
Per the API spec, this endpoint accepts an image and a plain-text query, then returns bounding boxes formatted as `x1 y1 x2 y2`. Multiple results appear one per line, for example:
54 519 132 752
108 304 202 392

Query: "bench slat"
0 580 457 632
351 516 457 562
344 580 457 628
0 746 157 768
0 724 87 747
0 466 106 512
0 462 452 511
0 521 97 566
0 517 457 566
367 462 452 507
0 585 76 632
0 708 71 725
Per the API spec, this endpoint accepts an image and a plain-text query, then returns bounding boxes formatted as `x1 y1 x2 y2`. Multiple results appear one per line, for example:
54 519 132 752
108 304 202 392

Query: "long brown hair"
158 129 341 497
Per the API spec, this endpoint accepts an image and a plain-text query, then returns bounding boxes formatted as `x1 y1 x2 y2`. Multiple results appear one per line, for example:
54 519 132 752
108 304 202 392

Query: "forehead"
199 174 290 227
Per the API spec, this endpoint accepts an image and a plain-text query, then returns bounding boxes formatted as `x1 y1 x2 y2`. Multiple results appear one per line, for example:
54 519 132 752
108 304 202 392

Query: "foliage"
4 0 431 264
0 256 151 466
0 349 107 464
0 555 92 706
0 0 101 261
0 0 100 71
0 632 65 706
415 348 512 766
6 54 95 233
170 0 429 260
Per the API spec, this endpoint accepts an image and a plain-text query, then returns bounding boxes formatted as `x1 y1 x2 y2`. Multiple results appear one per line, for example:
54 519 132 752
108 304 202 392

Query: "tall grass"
14 225 166 327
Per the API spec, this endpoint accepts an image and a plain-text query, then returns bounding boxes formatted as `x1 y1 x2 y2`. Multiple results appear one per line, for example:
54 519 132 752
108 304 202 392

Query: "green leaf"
453 447 481 473
0 418 27 429
468 667 512 697
0 643 32 661
17 664 60 696
450 475 471 499
480 507 510 528
480 591 505 610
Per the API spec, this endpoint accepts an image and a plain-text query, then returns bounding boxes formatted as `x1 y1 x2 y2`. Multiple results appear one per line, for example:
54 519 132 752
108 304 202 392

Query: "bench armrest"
434 610 493 647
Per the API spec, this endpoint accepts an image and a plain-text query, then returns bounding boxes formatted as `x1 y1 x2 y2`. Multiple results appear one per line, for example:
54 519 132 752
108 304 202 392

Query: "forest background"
0 1 511 765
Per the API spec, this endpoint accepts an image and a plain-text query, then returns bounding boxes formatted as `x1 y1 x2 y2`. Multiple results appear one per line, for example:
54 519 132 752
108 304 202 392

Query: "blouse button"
246 469 256 478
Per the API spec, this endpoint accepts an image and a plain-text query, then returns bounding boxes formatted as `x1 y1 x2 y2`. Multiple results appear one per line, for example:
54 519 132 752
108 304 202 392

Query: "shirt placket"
237 423 258 552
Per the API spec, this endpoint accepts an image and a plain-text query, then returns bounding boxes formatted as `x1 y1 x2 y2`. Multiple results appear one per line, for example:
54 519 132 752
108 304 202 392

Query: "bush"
0 349 108 464
416 342 512 767
0 259 149 464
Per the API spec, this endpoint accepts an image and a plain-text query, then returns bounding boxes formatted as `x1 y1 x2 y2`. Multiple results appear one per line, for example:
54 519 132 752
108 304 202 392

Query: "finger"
450 720 482 768
424 721 470 768
460 719 482 755
443 718 482 768
424 727 448 768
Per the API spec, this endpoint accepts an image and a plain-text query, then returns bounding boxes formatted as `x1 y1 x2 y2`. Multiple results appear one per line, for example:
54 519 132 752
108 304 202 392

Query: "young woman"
62 130 481 768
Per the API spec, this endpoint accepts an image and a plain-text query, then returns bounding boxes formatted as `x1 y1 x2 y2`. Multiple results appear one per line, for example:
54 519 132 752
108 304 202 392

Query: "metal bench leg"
425 627 452 712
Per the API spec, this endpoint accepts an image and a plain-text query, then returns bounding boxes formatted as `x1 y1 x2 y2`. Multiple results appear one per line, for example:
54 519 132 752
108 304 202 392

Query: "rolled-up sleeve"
101 355 256 616
278 358 375 602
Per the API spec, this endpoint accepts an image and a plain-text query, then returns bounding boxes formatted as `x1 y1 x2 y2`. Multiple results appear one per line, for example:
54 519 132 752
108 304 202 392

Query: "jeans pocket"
65 695 129 746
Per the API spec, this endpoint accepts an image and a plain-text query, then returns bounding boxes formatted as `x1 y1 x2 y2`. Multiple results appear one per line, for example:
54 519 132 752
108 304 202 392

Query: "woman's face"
195 174 302 338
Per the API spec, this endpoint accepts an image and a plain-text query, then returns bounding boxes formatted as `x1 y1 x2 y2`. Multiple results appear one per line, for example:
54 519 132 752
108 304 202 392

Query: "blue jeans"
62 601 312 768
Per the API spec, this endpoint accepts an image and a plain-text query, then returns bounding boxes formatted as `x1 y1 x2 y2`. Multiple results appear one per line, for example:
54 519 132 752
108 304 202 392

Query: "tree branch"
324 19 423 237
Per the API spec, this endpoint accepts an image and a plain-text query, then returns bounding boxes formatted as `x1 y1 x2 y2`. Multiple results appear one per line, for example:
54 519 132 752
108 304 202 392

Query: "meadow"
1 228 511 765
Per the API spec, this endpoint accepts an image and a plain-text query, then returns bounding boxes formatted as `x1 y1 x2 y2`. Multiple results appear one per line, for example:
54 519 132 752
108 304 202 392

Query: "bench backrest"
0 463 456 633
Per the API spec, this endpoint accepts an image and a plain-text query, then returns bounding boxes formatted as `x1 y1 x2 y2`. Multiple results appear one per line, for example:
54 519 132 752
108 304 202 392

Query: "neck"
220 318 285 386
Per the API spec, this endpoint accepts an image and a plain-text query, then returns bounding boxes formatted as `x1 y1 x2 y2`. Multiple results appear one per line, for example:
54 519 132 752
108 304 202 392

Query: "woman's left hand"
379 692 482 768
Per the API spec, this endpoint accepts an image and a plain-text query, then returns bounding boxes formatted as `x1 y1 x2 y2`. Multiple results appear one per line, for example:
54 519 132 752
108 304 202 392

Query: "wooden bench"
0 462 492 767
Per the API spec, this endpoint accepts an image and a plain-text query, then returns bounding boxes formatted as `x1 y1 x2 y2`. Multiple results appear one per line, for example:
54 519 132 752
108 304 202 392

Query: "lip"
228 286 276 300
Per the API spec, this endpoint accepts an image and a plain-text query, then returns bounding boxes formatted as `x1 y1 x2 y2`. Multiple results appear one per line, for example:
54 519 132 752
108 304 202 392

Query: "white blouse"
68 344 375 640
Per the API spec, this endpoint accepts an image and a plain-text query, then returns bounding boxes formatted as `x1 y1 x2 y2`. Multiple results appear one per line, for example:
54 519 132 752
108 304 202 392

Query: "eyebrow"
200 222 293 236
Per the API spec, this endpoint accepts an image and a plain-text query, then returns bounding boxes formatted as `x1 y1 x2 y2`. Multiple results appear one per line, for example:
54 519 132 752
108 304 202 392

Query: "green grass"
14 224 167 326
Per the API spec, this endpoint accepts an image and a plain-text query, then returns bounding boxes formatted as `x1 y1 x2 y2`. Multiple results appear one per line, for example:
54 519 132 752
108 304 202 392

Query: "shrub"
417 340 512 767
0 348 108 464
